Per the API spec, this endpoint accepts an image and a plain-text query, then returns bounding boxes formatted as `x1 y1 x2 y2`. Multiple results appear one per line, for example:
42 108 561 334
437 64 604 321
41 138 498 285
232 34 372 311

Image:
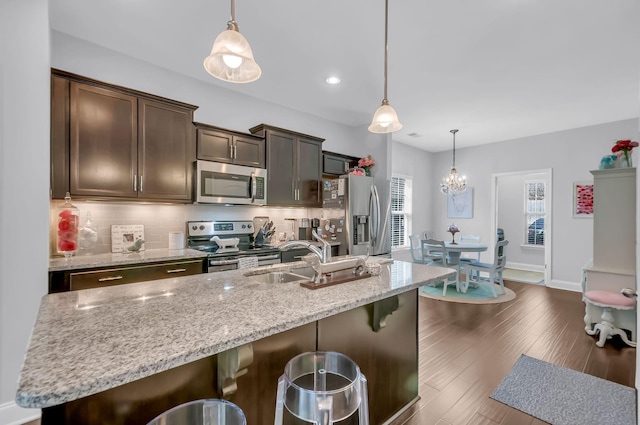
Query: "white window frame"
391 174 412 250
524 179 545 247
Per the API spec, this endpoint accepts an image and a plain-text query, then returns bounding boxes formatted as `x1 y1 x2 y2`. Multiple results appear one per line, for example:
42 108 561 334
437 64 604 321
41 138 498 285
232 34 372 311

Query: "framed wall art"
573 181 594 218
447 188 473 219
111 224 145 253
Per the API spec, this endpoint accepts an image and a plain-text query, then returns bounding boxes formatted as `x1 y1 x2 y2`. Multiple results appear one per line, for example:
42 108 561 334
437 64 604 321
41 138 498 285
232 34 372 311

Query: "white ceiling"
50 0 639 152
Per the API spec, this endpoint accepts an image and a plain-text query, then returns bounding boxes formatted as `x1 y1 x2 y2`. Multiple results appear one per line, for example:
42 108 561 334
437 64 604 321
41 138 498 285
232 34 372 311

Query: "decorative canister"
56 192 79 258
599 155 616 170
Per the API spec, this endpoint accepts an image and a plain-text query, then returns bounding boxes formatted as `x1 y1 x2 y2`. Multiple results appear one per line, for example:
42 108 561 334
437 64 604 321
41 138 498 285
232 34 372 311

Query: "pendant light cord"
231 0 235 21
450 129 458 168
383 0 389 101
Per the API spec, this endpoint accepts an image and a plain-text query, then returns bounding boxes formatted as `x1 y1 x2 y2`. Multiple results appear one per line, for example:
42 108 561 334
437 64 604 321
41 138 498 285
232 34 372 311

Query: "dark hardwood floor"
393 280 636 425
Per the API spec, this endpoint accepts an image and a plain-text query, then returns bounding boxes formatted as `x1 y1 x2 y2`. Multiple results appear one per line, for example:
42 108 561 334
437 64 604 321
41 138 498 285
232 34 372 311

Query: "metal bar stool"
275 351 369 425
147 399 246 425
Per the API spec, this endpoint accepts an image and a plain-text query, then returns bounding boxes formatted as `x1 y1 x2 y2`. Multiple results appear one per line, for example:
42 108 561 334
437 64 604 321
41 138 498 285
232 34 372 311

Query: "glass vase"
617 153 633 168
56 192 79 258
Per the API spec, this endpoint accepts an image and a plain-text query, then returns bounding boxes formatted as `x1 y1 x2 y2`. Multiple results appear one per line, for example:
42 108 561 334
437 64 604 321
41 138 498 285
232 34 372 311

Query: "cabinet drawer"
69 260 203 291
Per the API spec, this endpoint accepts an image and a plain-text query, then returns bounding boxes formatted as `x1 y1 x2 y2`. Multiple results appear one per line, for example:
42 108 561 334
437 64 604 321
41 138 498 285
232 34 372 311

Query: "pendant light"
440 129 467 195
203 0 261 83
368 0 403 133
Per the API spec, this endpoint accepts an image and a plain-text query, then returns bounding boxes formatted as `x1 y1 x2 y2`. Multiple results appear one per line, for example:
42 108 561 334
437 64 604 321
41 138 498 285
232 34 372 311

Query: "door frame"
490 168 552 286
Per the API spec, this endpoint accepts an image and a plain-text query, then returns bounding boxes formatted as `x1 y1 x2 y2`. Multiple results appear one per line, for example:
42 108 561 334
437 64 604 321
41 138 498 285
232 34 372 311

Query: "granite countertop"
16 260 454 408
49 248 208 272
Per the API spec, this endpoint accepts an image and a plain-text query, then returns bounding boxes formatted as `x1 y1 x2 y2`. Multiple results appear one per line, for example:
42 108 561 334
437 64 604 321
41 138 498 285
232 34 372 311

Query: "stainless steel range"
187 220 281 272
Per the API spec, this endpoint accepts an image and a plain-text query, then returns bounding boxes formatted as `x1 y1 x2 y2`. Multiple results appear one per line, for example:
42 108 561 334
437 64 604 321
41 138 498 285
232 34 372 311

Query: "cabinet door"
266 130 296 205
70 82 137 198
138 98 194 201
197 128 233 163
225 323 316 425
296 137 322 206
233 135 265 168
317 290 419 424
51 75 70 198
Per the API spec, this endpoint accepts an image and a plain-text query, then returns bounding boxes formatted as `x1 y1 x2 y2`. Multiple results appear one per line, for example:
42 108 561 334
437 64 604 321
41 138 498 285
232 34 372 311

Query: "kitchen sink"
246 271 310 284
286 266 315 279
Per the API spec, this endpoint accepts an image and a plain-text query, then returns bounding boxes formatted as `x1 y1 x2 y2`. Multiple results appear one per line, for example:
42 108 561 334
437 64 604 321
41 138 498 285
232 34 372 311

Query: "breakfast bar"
17 260 454 425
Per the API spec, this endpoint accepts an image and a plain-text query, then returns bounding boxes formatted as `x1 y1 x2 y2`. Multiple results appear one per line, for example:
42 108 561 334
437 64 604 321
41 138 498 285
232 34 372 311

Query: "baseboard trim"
0 401 40 425
548 279 581 293
506 262 545 273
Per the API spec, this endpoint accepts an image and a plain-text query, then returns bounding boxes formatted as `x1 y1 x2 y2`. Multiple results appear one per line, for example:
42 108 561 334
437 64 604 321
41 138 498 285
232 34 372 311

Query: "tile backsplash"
49 200 319 257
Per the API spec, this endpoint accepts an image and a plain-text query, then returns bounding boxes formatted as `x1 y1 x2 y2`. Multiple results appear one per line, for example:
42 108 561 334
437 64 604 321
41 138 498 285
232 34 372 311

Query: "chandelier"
440 129 467 195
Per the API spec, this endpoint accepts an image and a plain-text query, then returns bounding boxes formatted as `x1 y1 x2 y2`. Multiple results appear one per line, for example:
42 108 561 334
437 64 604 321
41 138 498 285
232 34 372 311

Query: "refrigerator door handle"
371 184 381 248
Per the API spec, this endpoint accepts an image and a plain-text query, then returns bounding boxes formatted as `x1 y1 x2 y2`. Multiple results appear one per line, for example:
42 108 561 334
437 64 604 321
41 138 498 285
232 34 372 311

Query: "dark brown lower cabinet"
48 259 206 293
41 291 417 425
317 290 419 425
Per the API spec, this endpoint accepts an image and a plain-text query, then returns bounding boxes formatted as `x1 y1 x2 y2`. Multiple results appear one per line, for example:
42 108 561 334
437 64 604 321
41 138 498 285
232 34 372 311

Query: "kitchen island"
17 260 454 424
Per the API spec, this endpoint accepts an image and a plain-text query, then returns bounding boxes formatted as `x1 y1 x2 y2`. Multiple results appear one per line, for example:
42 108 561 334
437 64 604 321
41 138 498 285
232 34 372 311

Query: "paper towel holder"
169 231 185 250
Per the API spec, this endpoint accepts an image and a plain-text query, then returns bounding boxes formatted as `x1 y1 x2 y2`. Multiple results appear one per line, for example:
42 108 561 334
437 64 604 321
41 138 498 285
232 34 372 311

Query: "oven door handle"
257 254 281 261
210 259 240 266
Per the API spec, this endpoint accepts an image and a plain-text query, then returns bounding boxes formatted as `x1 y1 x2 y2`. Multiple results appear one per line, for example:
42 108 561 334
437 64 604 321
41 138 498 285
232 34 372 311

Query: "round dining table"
421 240 488 265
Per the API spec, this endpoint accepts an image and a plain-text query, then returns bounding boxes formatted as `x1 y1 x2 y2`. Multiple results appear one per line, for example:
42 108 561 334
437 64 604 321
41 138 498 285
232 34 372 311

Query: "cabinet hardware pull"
140 175 143 192
233 145 237 159
230 144 234 159
133 175 137 192
166 268 187 273
98 275 124 282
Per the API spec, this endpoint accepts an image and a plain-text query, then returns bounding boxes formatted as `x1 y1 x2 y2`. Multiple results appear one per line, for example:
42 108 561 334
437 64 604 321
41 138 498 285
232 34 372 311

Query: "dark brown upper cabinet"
249 124 324 207
51 70 198 202
195 122 265 168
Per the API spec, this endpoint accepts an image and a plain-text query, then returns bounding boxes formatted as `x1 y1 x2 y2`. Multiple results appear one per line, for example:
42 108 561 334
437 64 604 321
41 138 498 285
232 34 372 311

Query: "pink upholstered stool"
583 290 636 348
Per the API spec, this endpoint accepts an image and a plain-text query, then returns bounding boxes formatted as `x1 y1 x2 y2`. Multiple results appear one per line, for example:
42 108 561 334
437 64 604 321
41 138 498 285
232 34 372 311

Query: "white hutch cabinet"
583 168 636 339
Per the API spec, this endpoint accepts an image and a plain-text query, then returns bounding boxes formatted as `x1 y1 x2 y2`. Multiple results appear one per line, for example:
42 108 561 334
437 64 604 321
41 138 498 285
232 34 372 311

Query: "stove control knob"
192 225 197 230
242 224 246 229
199 225 205 230
247 224 252 229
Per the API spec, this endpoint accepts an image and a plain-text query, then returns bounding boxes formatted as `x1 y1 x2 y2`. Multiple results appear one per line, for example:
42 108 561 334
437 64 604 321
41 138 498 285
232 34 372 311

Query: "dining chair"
464 239 509 298
421 239 459 296
422 230 435 240
408 234 428 264
459 234 481 263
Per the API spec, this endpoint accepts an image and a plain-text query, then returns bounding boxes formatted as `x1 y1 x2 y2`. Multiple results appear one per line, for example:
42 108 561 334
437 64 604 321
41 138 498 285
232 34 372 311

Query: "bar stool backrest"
147 399 246 425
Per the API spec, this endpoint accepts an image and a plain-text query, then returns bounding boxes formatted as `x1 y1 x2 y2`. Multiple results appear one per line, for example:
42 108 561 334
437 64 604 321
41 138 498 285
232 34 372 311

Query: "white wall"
497 172 545 270
0 1 50 423
391 142 435 241
431 119 639 291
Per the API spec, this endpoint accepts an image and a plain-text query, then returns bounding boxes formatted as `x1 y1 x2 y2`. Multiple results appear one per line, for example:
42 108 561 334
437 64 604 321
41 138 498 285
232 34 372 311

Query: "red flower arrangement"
356 155 375 176
612 139 638 167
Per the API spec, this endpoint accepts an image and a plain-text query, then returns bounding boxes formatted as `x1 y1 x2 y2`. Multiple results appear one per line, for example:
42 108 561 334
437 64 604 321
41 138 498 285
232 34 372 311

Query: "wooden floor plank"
394 280 634 425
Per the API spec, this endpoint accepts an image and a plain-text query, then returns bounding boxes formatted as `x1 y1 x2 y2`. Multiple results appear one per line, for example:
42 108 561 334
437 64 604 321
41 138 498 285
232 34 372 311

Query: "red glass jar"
56 192 79 258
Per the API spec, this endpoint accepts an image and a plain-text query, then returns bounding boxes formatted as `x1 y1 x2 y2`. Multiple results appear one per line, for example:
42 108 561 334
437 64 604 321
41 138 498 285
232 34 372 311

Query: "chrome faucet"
278 231 331 263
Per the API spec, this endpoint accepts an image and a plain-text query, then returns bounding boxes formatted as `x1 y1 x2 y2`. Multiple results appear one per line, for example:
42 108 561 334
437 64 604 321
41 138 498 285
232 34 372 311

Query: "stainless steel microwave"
195 160 267 205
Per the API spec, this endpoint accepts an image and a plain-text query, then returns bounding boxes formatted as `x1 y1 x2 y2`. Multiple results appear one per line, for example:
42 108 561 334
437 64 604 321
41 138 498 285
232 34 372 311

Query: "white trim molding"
506 262 545 273
548 279 581 293
0 401 40 425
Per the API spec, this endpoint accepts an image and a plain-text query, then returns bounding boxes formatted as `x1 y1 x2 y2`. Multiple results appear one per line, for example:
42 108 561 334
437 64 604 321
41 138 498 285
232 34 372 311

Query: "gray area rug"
491 354 636 425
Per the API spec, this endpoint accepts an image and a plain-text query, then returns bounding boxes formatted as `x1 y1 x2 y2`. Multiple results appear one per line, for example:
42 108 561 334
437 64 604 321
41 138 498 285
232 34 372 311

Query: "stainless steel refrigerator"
322 175 392 257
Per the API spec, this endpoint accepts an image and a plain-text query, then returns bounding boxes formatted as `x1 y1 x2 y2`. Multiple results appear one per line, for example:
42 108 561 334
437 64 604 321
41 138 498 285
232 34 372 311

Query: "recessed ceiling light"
325 76 341 85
